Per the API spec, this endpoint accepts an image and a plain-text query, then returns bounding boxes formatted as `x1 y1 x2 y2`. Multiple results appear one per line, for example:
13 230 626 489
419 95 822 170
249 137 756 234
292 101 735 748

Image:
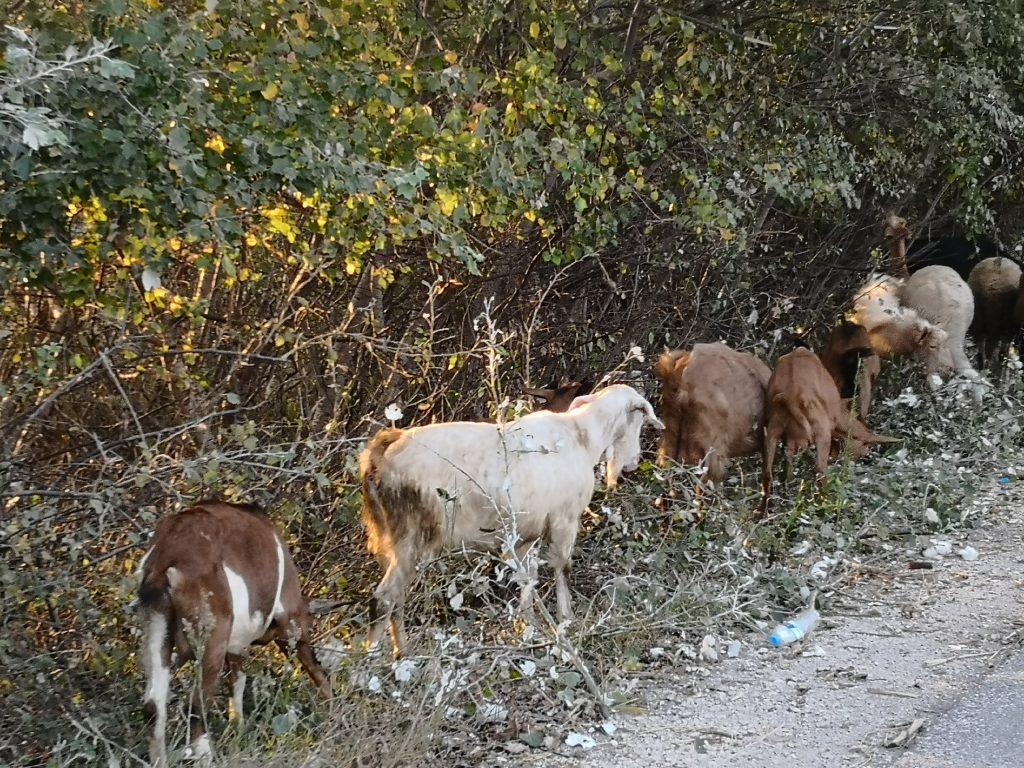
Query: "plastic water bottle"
768 607 820 647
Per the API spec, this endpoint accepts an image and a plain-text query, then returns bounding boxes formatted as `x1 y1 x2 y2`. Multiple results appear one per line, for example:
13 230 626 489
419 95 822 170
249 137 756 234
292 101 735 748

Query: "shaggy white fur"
899 265 977 377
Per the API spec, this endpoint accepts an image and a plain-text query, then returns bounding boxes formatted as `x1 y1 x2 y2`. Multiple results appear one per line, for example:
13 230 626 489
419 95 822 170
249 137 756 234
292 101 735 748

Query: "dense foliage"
3 1 1024 764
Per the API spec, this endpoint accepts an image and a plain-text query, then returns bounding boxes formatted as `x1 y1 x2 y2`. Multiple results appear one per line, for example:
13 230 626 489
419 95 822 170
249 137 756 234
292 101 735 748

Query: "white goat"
899 265 977 379
358 384 663 656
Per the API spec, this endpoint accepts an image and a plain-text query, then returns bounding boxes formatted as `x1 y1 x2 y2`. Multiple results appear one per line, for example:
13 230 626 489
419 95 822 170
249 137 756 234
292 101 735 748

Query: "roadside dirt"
524 479 1024 767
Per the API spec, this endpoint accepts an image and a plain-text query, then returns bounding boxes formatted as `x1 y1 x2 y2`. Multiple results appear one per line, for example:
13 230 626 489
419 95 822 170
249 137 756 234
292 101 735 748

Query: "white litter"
565 732 597 749
699 634 719 662
959 546 979 561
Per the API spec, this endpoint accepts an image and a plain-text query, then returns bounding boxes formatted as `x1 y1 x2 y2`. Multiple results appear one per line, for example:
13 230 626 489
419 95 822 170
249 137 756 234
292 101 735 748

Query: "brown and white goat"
760 348 896 515
654 343 770 485
138 500 330 766
359 384 663 656
968 256 1023 370
852 217 953 382
523 379 592 412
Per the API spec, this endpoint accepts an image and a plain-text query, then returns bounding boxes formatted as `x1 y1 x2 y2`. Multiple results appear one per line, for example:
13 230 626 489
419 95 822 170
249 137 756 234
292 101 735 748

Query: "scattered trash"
883 717 926 748
726 640 742 658
393 659 417 683
790 540 812 556
601 721 618 736
907 560 935 570
800 644 826 658
565 732 597 749
769 607 820 647
959 546 979 561
699 634 719 662
923 507 940 524
933 541 953 556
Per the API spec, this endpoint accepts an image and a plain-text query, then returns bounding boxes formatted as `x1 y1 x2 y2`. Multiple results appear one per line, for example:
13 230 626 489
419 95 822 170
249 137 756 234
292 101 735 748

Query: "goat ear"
639 400 664 430
604 444 620 491
523 386 555 402
567 393 596 411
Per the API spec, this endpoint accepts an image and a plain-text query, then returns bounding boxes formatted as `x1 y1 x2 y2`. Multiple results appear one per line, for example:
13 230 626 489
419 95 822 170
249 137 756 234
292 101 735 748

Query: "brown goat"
523 379 593 412
654 343 771 485
760 349 896 516
138 501 330 766
818 320 877 421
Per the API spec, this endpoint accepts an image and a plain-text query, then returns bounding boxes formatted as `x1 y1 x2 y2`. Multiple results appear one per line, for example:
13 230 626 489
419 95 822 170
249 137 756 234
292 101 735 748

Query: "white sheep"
358 384 663 656
899 265 977 379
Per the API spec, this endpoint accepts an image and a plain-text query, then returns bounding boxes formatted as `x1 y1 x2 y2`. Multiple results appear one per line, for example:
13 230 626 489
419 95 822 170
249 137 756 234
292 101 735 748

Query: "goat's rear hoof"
184 735 213 765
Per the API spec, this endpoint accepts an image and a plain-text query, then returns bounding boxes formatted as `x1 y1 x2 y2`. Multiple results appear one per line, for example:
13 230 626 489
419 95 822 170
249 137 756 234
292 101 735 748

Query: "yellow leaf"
204 134 227 154
719 228 735 242
436 188 459 217
529 21 540 38
261 82 279 100
676 42 696 68
444 51 458 64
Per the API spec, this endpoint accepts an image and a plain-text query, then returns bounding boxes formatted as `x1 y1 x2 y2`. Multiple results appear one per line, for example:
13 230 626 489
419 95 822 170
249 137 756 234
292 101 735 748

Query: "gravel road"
519 481 1024 768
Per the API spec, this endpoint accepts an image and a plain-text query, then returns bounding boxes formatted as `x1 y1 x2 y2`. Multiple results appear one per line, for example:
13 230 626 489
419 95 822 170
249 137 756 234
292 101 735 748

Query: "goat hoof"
927 373 943 390
184 735 213 765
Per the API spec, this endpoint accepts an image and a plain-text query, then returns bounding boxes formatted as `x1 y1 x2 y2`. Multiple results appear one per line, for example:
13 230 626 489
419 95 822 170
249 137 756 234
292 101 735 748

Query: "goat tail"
138 567 171 613
359 428 404 557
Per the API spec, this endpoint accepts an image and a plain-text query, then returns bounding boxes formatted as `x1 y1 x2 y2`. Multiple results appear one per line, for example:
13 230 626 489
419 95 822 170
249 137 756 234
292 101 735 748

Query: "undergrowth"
6 357 1021 767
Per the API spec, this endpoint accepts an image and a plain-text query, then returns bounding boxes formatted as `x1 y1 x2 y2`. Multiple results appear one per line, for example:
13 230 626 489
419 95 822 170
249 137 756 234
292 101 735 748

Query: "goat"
967 256 1023 370
886 215 978 379
358 384 663 656
819 320 876 421
852 216 959 401
523 378 593 412
654 343 770 485
138 500 330 767
760 348 895 516
899 265 977 379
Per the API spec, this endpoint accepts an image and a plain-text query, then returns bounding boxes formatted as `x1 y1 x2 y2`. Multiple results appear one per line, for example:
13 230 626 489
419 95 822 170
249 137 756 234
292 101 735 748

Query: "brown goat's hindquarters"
138 502 329 766
655 343 769 484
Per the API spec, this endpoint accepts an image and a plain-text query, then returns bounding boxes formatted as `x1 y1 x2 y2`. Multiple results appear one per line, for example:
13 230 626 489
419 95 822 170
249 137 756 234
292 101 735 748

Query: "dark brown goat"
138 501 330 766
523 379 593 412
760 349 896 516
818 320 877 420
968 256 1023 370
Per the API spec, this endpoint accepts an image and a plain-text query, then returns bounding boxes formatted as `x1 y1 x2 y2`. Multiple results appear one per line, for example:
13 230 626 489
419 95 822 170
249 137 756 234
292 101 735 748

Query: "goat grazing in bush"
523 378 592 412
138 500 331 767
819 320 877 421
654 343 770 486
760 348 896 515
359 384 663 656
968 256 1022 370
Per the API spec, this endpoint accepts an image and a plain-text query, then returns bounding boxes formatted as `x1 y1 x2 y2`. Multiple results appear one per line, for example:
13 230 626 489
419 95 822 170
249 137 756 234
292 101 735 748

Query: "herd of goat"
135 216 1024 764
